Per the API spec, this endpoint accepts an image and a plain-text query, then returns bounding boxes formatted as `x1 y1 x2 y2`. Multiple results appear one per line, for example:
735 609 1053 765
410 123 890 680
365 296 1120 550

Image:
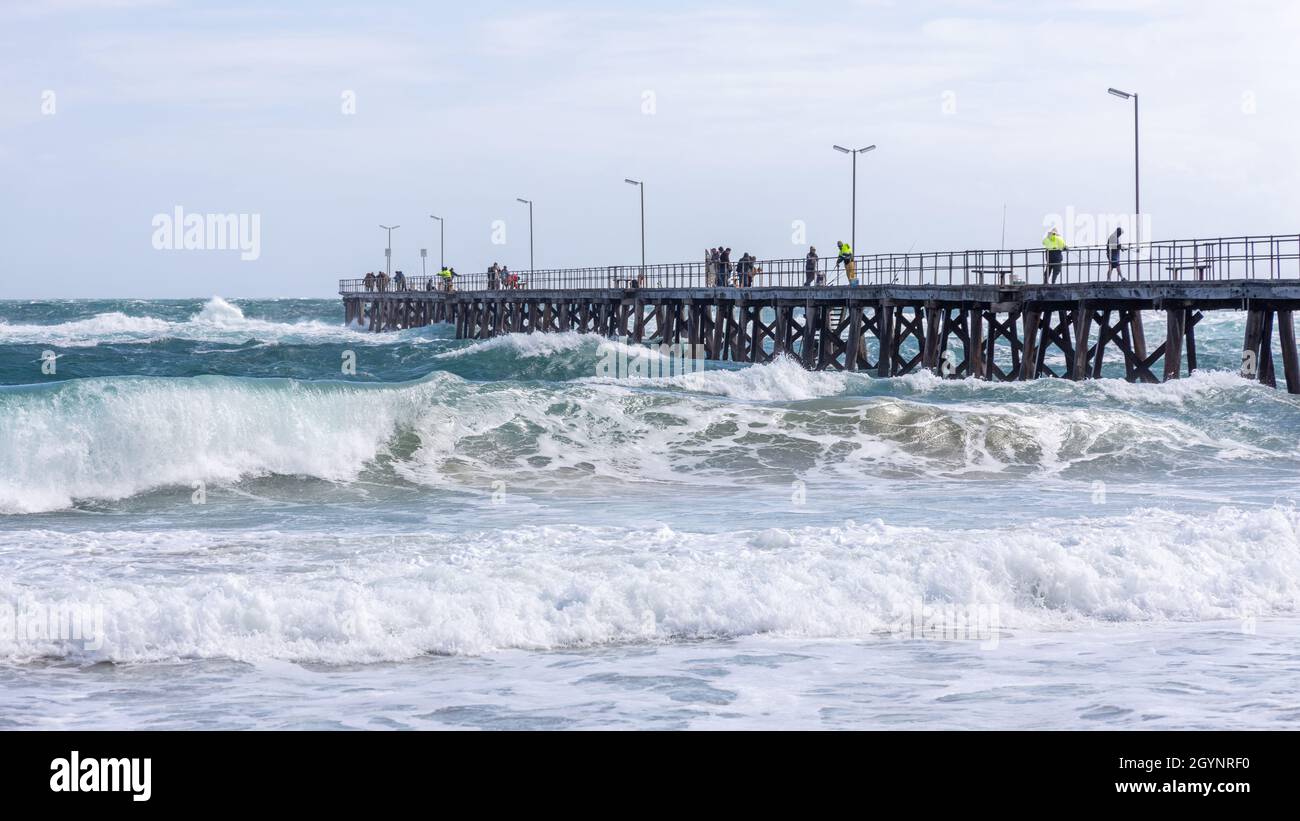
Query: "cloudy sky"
1 0 1297 297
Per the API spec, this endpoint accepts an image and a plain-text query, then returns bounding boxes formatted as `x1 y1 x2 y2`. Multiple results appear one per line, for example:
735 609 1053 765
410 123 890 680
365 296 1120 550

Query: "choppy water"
2 296 1298 729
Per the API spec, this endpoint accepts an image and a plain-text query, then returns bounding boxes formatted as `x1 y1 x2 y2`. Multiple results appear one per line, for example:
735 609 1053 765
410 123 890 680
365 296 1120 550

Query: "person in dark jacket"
804 248 819 286
739 253 756 287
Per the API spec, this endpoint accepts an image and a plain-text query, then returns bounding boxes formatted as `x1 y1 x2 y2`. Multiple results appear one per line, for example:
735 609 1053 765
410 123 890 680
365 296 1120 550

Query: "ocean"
2 296 1299 729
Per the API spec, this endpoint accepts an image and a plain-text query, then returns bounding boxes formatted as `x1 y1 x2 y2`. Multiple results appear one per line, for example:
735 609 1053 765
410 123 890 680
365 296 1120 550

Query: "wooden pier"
340 235 1300 393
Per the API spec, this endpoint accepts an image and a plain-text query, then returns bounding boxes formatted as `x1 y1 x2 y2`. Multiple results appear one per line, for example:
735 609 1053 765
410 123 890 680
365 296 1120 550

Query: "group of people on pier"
707 246 774 288
796 242 857 287
487 263 523 290
1042 226 1127 283
357 226 1130 293
361 266 462 293
705 241 860 289
707 247 765 287
361 271 393 292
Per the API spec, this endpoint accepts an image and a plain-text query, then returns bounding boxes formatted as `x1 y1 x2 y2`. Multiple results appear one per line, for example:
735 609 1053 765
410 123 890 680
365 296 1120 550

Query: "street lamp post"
429 215 444 269
1107 87 1140 253
624 178 645 271
516 198 534 273
379 224 399 277
832 144 876 255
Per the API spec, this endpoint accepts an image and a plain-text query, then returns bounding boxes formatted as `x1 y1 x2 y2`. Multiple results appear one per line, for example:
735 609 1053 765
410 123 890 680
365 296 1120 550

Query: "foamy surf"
0 296 391 347
0 373 447 513
3 297 1299 732
2 505 1297 664
4 351 1298 513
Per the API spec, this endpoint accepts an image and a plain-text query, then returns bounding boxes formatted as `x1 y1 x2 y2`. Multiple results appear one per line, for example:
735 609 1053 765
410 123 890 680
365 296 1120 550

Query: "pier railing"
339 233 1300 294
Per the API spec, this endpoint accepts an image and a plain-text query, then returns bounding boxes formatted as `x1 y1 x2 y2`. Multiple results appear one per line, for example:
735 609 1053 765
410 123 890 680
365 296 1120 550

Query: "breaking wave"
3 506 1298 663
0 296 384 347
2 354 1297 514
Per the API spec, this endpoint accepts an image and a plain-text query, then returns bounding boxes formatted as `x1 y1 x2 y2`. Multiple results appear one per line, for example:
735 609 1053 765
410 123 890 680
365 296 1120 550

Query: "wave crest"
3 506 1298 663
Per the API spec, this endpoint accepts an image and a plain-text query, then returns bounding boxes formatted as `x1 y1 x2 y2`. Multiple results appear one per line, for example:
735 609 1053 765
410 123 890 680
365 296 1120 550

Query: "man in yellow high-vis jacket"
1042 228 1068 284
836 241 857 286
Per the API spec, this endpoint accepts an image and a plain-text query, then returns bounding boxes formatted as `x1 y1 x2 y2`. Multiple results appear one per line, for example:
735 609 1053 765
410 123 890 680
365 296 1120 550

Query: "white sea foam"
0 296 389 347
0 312 173 346
0 375 449 513
3 353 1294 513
629 355 851 401
2 506 1297 663
433 330 597 360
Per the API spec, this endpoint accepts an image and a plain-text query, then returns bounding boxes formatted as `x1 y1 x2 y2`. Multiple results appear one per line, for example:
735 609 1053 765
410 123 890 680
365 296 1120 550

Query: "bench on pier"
1166 264 1212 281
972 268 1013 286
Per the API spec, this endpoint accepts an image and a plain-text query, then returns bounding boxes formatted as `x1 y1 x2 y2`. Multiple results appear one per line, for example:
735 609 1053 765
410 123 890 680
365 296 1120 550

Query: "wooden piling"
1279 309 1300 395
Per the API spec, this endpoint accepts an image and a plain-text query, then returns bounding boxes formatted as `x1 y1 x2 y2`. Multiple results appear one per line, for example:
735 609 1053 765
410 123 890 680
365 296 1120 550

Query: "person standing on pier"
721 248 733 285
1042 228 1068 283
710 248 724 286
805 247 819 286
1106 227 1126 281
835 241 856 285
488 263 501 290
363 272 376 292
376 271 389 292
739 253 756 287
438 265 454 292
393 270 406 291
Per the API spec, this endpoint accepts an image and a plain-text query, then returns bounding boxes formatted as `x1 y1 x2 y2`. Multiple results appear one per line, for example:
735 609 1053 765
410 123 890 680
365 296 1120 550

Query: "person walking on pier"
1106 227 1126 281
1042 228 1068 284
363 271 376 292
488 263 501 290
805 247 819 286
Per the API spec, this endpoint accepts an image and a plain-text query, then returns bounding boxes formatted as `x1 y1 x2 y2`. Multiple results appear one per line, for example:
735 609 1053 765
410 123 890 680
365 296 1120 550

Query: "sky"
1 0 1298 298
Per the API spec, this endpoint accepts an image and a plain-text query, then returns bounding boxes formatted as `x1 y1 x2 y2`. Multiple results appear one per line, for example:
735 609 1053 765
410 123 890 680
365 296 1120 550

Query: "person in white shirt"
1106 227 1126 281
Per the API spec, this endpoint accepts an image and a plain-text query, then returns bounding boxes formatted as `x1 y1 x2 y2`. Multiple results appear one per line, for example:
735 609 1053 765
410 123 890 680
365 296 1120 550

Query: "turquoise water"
2 296 1299 728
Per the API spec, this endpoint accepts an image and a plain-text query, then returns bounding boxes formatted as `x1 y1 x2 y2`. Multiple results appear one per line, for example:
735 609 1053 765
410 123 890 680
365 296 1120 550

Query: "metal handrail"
339 234 1300 294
